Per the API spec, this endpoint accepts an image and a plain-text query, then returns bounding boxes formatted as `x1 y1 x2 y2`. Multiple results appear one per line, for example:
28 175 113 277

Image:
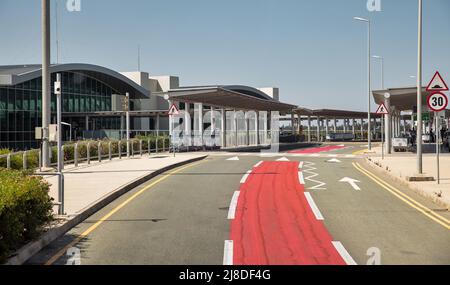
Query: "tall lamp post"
354 17 372 150
41 0 51 167
417 0 423 174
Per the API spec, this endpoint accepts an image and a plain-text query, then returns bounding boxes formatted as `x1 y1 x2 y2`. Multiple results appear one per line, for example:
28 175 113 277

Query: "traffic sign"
168 104 180 116
426 71 449 92
376 103 389 115
427 92 448 112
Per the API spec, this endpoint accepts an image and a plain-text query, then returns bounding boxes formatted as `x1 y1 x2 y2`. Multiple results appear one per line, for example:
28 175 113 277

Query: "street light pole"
126 92 130 158
41 0 51 167
417 0 423 174
354 17 372 150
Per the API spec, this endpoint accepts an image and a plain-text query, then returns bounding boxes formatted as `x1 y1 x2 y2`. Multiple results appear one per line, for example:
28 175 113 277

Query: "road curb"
5 155 208 265
364 157 450 210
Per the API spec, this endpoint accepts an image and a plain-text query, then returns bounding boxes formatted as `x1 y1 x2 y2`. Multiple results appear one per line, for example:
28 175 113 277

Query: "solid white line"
328 154 338 158
240 170 252 184
223 240 234 265
254 161 263 168
298 171 305 185
332 241 357 265
228 191 240 220
304 192 324 220
298 161 304 169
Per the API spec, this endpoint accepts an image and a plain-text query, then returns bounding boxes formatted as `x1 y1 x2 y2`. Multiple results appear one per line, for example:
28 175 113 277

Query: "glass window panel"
15 89 23 110
0 88 6 110
8 89 15 111
23 90 29 111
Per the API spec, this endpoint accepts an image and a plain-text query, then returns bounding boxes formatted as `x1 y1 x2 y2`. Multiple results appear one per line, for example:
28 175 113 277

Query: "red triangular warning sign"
426 71 449 92
168 104 180 116
376 103 389 115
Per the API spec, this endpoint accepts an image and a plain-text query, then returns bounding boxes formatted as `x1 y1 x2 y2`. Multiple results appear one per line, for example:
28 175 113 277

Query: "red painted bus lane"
288 145 346 154
230 161 347 265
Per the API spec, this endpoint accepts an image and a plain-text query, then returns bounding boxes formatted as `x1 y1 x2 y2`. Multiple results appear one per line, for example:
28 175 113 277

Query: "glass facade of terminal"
0 72 121 150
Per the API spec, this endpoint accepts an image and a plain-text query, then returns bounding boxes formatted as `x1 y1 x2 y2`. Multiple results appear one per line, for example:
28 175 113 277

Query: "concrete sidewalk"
366 146 450 209
44 153 207 216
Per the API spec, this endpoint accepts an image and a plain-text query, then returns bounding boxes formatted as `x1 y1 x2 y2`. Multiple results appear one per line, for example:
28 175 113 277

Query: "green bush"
0 168 53 263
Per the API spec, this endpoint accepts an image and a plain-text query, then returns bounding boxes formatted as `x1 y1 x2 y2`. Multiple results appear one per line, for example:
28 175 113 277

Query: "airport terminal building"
0 64 294 150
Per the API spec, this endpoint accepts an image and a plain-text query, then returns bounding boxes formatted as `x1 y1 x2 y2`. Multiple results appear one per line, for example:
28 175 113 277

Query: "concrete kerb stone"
364 157 450 211
5 155 208 265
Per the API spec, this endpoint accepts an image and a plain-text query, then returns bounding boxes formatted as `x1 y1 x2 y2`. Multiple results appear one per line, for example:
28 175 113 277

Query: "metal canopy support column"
233 110 238 147
316 117 321 142
185 103 191 146
198 103 204 147
334 118 337 132
221 109 227 148
360 119 364 140
307 116 312 142
263 111 268 145
325 118 329 139
385 96 392 154
245 112 250 146
352 119 356 136
256 111 260 145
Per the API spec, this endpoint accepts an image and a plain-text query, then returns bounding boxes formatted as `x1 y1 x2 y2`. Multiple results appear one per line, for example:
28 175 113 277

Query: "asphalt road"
28 143 450 265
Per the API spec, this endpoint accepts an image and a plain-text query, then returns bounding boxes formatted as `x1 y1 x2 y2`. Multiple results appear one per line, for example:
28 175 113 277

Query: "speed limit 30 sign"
427 92 448 112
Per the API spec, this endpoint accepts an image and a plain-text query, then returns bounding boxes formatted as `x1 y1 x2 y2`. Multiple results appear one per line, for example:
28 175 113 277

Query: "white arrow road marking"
240 170 252 184
298 161 304 169
227 156 240 161
223 240 234 265
277 157 290 161
228 191 240 220
332 241 357 265
304 192 324 220
327 158 342 163
303 161 327 190
339 177 361 191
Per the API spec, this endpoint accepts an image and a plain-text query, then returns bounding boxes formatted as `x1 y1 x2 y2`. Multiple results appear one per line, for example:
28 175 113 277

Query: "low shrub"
0 168 53 263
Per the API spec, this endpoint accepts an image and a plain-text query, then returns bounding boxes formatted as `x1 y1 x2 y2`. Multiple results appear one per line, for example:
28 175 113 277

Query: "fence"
0 137 170 171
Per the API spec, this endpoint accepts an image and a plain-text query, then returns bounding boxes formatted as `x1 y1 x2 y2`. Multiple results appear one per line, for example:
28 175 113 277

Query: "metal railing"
0 137 170 171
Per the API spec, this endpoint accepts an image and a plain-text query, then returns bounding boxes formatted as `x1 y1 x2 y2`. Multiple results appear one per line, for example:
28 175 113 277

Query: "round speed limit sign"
427 92 448 112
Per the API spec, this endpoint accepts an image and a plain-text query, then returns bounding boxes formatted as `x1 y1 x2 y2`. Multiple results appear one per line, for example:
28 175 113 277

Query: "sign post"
376 103 389 160
427 92 448 185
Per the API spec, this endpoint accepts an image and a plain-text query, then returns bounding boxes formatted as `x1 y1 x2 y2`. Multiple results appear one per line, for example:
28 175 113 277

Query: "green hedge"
0 136 170 170
0 168 53 263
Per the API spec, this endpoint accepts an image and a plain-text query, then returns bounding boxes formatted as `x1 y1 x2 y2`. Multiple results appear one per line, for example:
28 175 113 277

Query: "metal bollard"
140 140 143 157
119 141 122 159
98 142 102 162
131 141 134 157
87 142 91 165
74 143 79 167
109 142 112 161
23 151 27 170
6 153 11 169
148 139 151 157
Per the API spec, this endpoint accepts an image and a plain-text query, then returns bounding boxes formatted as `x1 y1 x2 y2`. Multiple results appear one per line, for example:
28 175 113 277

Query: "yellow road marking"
353 162 450 230
352 149 368 155
45 160 205 265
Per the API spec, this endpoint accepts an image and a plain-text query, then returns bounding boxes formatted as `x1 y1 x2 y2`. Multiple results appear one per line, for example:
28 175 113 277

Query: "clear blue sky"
1 0 449 111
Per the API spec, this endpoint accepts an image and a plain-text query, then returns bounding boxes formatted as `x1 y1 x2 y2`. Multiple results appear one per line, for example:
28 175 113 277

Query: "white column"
263 111 268 144
333 118 337 132
291 113 296 137
221 109 227 148
385 96 391 154
352 119 356 136
233 110 238 147
245 112 250 146
325 118 329 139
185 103 191 146
343 119 348 133
211 106 216 133
360 119 364 139
198 103 204 147
307 116 311 142
316 117 321 142
256 111 260 145
156 113 160 137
